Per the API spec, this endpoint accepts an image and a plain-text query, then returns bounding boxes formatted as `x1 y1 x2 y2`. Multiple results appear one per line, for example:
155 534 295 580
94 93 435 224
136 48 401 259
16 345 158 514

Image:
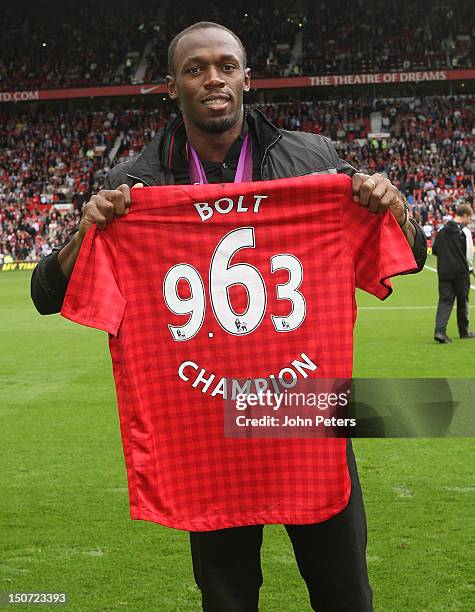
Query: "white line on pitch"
358 305 475 310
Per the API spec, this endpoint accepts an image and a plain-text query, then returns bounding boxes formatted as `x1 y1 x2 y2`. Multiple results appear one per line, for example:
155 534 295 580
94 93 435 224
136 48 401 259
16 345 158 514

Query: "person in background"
433 203 474 343
423 221 434 242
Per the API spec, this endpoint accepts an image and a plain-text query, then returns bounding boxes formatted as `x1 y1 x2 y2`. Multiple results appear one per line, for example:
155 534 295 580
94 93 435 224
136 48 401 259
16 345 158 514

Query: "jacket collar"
126 106 281 185
246 106 281 151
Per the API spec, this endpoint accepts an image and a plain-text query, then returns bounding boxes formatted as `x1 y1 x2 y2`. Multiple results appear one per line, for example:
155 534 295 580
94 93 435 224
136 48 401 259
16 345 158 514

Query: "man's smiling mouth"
201 95 231 107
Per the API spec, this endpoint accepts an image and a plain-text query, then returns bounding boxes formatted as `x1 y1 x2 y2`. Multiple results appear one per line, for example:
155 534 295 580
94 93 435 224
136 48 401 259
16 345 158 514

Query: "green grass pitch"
1 255 473 611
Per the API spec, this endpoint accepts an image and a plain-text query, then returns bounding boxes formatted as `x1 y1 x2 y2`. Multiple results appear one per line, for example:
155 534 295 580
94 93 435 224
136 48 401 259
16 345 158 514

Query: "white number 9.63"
163 227 306 341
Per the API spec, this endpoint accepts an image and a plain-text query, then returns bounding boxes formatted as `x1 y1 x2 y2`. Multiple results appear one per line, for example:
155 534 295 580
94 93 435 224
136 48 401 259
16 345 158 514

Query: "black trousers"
189 443 373 612
435 275 470 336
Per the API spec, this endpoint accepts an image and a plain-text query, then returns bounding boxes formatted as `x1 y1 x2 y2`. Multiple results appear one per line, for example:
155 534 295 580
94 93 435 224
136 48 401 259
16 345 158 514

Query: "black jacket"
432 220 469 279
31 107 427 314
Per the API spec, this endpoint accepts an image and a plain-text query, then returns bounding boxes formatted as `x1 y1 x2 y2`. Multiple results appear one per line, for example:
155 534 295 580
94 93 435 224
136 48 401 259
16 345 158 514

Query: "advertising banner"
1 69 473 103
1 261 37 272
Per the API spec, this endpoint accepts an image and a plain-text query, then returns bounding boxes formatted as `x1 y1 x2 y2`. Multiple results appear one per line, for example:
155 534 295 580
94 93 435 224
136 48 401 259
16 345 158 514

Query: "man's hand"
78 183 144 239
352 173 405 224
59 183 144 279
351 172 415 248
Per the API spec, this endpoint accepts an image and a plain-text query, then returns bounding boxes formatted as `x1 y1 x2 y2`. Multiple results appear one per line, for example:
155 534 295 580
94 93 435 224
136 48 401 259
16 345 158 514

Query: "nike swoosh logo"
140 85 160 95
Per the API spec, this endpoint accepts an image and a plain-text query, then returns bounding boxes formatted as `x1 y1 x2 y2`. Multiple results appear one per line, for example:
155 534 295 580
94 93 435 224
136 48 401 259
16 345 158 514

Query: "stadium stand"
1 94 473 262
1 0 473 262
0 0 156 91
1 0 472 90
300 0 473 76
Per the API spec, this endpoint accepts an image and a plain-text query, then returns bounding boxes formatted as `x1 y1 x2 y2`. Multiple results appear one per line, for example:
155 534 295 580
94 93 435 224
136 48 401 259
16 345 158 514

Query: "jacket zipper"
126 173 151 187
260 133 282 180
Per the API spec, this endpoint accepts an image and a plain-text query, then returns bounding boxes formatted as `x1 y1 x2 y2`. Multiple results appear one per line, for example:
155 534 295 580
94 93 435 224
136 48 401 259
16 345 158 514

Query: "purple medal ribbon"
187 132 253 185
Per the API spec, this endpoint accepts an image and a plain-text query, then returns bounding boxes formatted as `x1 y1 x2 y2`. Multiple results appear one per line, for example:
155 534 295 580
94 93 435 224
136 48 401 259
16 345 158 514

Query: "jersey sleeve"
343 196 418 300
61 226 126 336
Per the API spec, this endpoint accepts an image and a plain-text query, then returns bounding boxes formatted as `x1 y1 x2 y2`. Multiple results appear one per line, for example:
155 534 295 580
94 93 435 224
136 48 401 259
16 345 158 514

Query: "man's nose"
203 67 225 88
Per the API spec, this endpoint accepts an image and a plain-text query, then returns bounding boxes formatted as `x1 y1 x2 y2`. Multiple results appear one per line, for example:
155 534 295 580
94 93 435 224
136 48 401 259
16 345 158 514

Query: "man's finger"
351 172 369 201
357 177 377 208
83 199 108 230
116 184 132 210
94 213 108 231
83 196 112 225
379 190 394 214
96 187 128 217
368 180 388 213
379 185 401 213
94 196 116 224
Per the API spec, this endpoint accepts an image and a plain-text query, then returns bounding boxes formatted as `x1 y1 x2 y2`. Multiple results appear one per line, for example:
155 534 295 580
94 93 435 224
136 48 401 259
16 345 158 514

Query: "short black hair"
167 21 247 75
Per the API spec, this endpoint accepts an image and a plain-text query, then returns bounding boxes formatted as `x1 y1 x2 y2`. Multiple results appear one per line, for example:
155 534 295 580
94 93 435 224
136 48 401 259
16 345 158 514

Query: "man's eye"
223 64 235 71
188 67 200 74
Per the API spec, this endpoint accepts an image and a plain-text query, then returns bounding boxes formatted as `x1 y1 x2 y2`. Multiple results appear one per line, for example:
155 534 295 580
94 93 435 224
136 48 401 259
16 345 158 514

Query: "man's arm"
30 235 77 315
335 156 427 271
462 226 474 271
30 181 137 315
408 220 428 271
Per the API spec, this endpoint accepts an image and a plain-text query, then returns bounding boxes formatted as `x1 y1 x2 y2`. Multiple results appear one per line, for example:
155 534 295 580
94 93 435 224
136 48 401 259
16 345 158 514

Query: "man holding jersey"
32 22 427 612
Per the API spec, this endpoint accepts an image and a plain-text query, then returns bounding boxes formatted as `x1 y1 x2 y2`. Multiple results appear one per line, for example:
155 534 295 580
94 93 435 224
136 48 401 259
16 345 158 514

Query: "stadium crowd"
300 0 473 76
1 94 473 262
0 0 156 91
142 0 301 82
1 0 472 91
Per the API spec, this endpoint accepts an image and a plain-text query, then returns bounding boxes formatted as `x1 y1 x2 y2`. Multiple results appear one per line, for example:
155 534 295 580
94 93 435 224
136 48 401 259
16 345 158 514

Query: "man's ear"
244 68 251 92
166 74 178 100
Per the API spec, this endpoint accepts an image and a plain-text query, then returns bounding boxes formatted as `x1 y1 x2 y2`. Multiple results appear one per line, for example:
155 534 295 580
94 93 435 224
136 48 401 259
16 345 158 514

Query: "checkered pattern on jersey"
62 174 417 531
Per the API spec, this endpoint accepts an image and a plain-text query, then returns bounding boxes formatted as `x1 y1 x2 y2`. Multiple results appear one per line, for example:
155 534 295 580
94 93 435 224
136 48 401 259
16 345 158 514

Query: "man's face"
166 28 250 134
461 213 472 227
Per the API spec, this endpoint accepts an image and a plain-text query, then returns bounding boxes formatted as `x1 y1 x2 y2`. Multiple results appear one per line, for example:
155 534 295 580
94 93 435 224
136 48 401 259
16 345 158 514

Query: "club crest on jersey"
194 194 268 221
235 318 248 332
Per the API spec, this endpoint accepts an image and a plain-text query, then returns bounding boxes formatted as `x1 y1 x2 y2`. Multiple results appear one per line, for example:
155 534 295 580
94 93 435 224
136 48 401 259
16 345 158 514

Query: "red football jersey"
61 174 416 531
